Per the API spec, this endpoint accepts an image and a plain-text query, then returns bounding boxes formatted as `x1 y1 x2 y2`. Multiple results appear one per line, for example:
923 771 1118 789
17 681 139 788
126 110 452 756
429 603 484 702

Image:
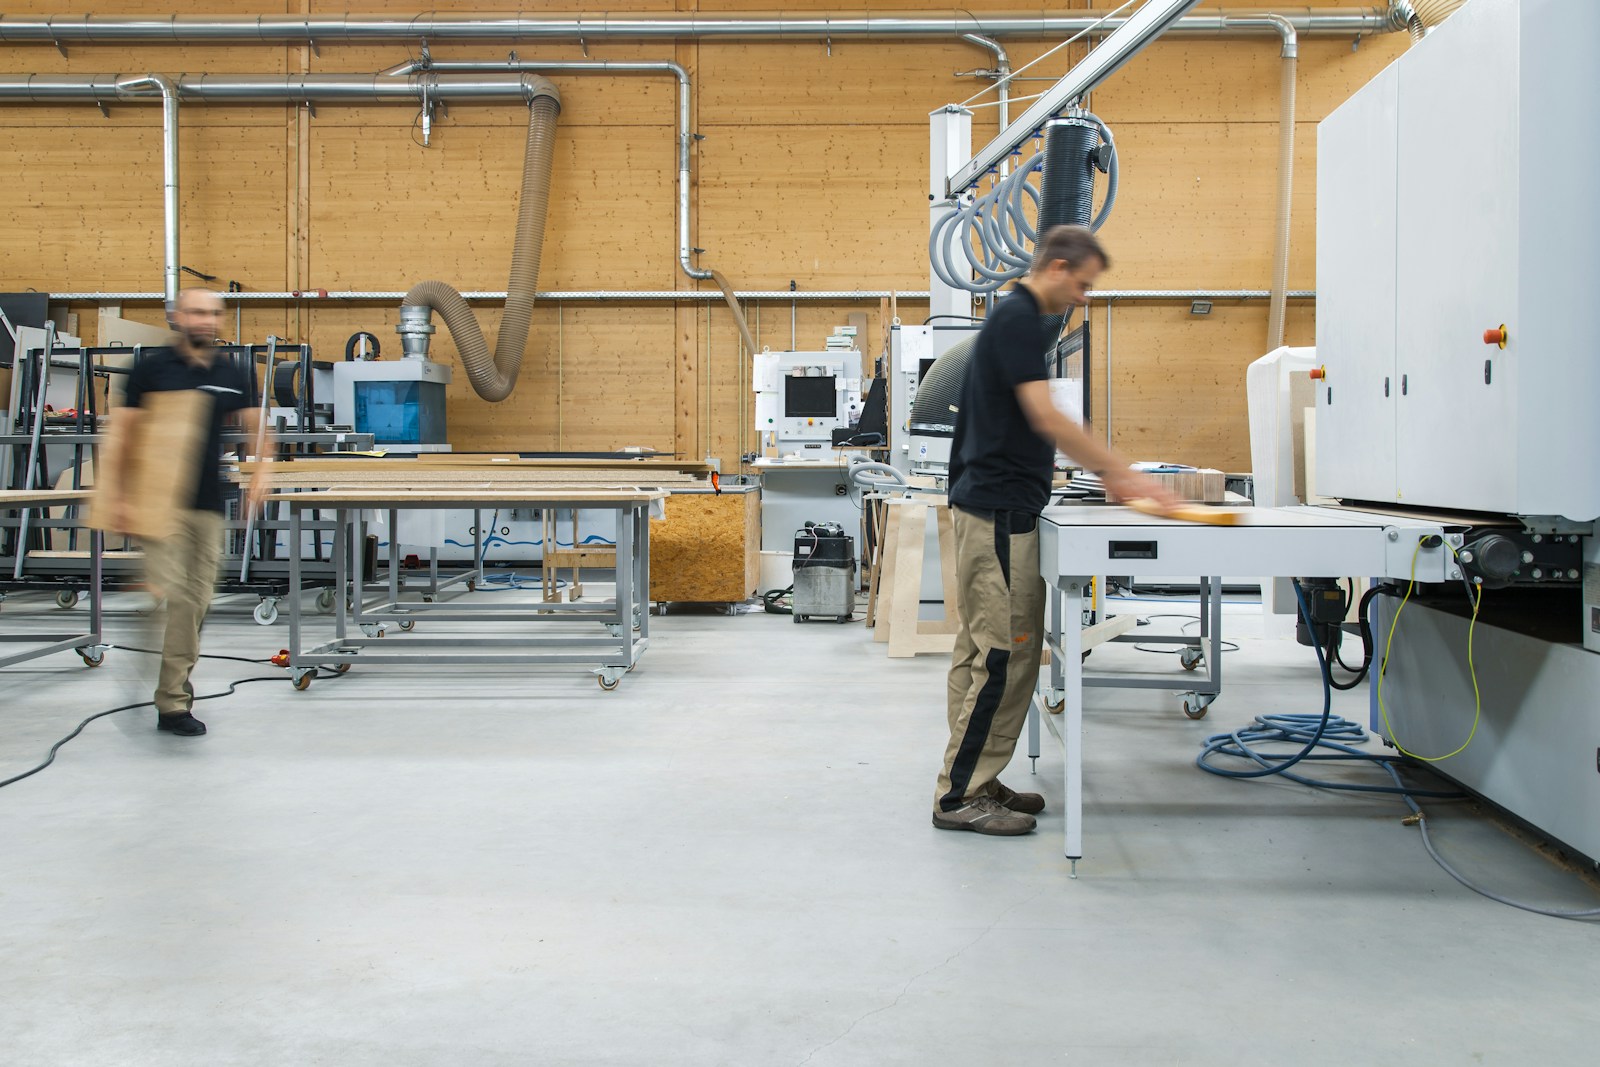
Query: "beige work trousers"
935 505 1047 812
142 509 224 715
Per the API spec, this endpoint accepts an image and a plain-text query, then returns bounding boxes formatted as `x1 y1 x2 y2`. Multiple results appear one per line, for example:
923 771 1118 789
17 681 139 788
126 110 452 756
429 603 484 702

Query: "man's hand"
245 468 272 517
1102 467 1182 512
104 496 135 537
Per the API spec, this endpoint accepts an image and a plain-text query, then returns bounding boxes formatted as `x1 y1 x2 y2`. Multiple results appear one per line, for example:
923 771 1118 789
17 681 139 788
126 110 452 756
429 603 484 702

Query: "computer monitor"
783 375 837 418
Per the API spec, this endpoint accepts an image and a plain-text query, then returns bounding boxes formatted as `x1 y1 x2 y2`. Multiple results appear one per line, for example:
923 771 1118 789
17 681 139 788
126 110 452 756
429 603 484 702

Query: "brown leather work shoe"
995 780 1046 815
931 795 1037 836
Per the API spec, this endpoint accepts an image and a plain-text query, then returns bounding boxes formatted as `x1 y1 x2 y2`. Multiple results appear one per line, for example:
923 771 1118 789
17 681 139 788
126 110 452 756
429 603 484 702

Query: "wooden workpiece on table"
0 489 94 507
268 489 668 506
236 460 708 491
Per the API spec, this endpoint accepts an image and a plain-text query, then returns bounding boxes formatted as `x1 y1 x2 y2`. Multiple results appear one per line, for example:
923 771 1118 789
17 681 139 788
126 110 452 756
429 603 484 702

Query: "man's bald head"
171 286 225 350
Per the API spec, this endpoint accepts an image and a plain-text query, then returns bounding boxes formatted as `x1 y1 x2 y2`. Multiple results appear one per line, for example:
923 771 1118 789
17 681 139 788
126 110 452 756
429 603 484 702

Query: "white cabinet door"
1393 0 1520 513
1315 63 1399 505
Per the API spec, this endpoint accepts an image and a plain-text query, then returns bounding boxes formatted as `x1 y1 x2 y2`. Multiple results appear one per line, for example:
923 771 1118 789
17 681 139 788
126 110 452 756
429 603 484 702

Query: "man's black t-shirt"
947 285 1055 516
122 346 250 513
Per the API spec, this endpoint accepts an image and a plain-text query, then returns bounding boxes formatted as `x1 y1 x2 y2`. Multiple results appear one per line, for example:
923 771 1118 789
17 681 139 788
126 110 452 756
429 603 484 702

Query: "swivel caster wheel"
55 589 79 610
1179 647 1203 672
1181 693 1214 720
1042 690 1065 715
361 623 386 639
316 587 337 613
292 669 313 691
253 599 280 626
398 619 416 632
606 624 623 638
422 594 435 603
76 645 106 668
331 662 352 674
594 668 624 691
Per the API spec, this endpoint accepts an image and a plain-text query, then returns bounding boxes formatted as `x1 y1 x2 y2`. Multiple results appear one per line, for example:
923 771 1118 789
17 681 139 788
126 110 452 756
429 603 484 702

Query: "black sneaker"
156 712 207 736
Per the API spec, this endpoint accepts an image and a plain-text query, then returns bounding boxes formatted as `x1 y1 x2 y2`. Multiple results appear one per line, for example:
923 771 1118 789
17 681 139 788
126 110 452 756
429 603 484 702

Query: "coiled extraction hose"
401 79 561 402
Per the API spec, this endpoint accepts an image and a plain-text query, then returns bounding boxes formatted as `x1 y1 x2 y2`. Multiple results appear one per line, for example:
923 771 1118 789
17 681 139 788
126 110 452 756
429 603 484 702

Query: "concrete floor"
2 589 1598 1066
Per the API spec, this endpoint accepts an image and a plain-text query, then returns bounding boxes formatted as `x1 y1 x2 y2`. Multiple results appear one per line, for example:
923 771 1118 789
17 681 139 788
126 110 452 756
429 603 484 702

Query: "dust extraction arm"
396 78 561 402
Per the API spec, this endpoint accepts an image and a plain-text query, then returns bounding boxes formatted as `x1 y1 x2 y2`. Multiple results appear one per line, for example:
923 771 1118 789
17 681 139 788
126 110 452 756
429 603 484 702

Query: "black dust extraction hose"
1034 116 1103 348
401 80 561 402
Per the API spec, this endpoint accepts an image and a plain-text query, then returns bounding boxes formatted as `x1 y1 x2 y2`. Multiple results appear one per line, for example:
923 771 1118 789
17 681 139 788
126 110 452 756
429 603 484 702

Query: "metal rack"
1 339 374 620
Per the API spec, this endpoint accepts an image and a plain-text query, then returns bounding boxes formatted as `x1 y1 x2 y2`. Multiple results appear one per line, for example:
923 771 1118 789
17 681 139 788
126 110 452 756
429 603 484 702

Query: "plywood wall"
0 1 1407 471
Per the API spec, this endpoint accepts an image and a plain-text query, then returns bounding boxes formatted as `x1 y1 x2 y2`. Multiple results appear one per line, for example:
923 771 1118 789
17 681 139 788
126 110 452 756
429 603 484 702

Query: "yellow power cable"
1376 540 1483 762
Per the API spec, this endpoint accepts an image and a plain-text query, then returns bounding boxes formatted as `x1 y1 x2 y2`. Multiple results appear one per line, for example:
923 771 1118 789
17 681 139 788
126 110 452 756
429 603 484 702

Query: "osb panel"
696 123 930 289
309 122 677 290
1 123 290 293
649 488 758 603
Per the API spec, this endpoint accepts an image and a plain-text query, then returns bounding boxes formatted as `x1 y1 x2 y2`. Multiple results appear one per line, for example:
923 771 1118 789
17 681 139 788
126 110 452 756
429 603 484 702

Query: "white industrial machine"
888 323 977 477
1312 0 1600 862
752 348 861 459
1033 0 1600 870
332 309 453 453
331 359 451 453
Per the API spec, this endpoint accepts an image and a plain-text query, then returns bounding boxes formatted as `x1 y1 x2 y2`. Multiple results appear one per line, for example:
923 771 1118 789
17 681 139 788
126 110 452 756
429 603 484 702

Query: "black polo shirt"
947 285 1055 517
123 346 250 513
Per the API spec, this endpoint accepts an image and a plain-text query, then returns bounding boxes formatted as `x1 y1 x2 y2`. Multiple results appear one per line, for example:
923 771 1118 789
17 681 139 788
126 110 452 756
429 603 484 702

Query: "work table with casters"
269 485 667 693
1030 504 1458 874
0 489 107 670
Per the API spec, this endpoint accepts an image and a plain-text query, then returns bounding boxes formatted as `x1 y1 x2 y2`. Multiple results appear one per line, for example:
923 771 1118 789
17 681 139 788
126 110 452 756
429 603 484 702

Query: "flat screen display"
783 375 837 418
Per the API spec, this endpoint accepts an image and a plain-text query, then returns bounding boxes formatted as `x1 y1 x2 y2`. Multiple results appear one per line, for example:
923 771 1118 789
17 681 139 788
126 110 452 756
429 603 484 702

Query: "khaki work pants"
935 505 1046 812
142 509 224 715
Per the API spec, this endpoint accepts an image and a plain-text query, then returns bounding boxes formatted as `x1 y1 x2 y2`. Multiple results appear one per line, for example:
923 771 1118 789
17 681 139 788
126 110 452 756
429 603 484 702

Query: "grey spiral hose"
401 78 561 402
931 112 1118 296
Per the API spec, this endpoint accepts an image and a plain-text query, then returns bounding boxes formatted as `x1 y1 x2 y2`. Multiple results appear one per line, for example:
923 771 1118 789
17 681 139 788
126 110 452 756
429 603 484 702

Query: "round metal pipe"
49 289 1317 302
0 11 1396 44
115 75 179 305
0 72 556 103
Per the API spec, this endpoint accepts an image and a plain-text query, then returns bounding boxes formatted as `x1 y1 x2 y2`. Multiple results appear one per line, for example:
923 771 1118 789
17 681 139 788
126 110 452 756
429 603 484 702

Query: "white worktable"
1031 504 1461 873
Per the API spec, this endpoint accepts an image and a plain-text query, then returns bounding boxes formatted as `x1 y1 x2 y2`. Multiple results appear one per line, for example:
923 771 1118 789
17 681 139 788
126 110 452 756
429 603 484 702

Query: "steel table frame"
283 491 660 690
1025 505 1457 873
0 491 106 670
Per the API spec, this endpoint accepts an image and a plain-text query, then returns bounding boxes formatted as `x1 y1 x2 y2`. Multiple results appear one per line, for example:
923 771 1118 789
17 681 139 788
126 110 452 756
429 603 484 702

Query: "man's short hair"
174 286 223 309
1032 224 1110 273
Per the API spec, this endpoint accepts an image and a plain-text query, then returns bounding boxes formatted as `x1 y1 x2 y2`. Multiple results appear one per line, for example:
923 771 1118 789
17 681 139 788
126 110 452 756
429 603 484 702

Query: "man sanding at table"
100 288 274 737
933 225 1180 836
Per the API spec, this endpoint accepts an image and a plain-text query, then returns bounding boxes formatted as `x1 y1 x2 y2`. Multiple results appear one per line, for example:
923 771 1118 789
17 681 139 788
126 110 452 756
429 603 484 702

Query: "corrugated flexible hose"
402 82 561 402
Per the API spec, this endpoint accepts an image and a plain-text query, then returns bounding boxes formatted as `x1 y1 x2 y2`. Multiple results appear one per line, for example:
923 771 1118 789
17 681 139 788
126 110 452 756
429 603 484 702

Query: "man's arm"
239 407 276 515
1014 380 1180 508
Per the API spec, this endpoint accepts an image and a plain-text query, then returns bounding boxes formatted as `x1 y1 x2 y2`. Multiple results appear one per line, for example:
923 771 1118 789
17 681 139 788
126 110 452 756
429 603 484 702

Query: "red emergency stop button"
1484 324 1507 348
1309 365 1326 380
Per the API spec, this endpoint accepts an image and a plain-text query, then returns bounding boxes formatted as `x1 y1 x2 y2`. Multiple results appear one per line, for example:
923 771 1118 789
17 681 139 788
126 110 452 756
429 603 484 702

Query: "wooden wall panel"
696 123 930 289
0 0 1409 469
1095 119 1320 290
1 122 290 293
310 121 677 290
1095 301 1316 471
